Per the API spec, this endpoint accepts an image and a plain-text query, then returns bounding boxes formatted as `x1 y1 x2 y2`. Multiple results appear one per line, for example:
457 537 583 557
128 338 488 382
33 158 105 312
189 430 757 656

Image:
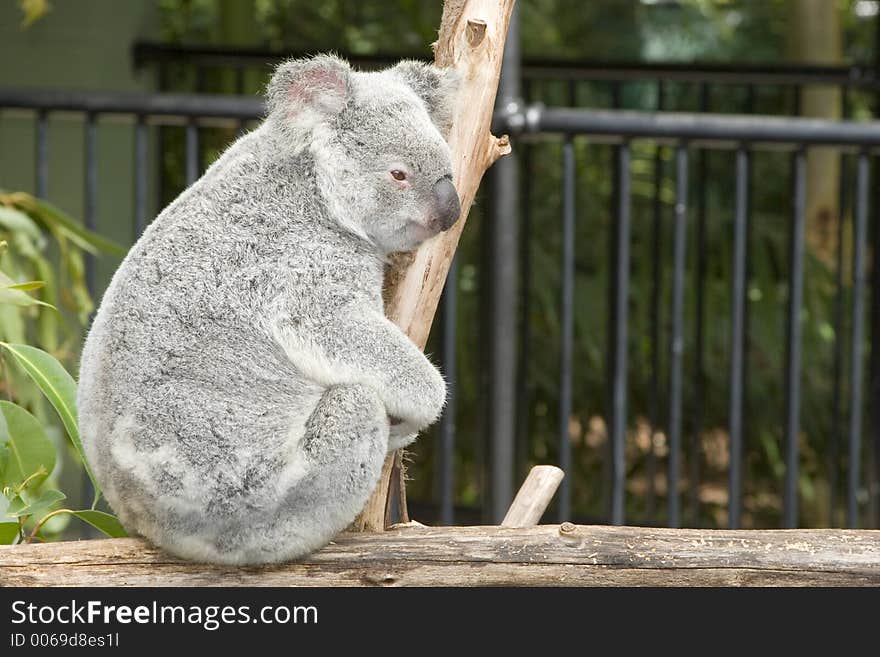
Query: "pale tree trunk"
789 0 842 266
351 0 517 531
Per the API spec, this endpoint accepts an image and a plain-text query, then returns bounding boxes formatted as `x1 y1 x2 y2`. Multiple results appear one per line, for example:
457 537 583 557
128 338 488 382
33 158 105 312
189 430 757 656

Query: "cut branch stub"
501 466 565 528
466 18 487 47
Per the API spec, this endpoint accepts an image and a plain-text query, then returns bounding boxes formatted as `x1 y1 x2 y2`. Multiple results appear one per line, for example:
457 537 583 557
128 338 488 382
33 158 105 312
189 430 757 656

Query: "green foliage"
0 342 100 507
0 339 126 544
61 510 127 538
0 400 55 490
0 191 123 356
0 194 124 544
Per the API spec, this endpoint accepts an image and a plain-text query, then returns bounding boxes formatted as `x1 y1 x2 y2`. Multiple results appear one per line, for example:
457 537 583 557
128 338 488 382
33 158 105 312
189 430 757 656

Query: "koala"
77 54 460 565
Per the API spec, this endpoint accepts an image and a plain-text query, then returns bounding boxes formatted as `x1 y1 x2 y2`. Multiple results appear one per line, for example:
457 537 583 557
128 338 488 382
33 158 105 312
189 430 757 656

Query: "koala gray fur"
77 54 460 565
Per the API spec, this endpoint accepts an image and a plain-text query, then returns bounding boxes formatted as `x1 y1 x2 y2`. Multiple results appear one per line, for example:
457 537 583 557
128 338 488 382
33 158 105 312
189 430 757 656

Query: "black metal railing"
132 40 880 120
132 40 880 89
493 103 877 529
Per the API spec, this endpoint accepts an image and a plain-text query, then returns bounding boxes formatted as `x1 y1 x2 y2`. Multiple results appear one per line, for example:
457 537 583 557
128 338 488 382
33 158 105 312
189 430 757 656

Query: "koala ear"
267 54 351 124
391 60 459 138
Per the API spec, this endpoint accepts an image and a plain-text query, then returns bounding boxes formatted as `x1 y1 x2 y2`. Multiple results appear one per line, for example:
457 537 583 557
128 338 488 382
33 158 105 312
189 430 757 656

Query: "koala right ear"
266 54 351 126
391 60 459 138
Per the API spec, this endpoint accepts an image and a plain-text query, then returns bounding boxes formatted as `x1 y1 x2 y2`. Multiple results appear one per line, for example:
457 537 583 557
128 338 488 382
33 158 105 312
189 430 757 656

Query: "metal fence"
501 107 877 527
2 38 879 531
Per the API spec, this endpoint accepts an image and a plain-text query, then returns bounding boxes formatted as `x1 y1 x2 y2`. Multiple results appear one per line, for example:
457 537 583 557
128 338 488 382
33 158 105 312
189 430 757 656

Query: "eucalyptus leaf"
8 194 125 256
7 488 65 518
33 257 60 352
0 522 18 544
0 302 26 345
62 246 94 323
0 206 45 247
0 343 99 504
0 288 44 307
69 510 128 538
0 276 53 309
0 489 10 518
6 281 45 292
8 230 43 261
0 400 55 490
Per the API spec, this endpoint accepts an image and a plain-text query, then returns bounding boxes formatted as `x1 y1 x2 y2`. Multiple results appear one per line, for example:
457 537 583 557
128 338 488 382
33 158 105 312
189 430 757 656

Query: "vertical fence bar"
558 136 576 522
186 118 199 186
487 6 520 522
84 112 97 298
783 148 807 528
870 18 880 529
604 80 623 523
610 141 632 526
728 146 749 529
848 151 869 528
134 115 148 239
830 90 852 525
35 110 49 199
514 79 534 495
830 153 847 525
667 144 688 528
691 82 710 526
157 62 169 211
647 80 665 521
439 256 458 526
741 90 756 513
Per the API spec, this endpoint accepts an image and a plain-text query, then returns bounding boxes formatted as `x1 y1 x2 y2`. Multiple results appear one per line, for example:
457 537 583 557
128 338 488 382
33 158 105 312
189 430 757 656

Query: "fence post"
486 5 521 523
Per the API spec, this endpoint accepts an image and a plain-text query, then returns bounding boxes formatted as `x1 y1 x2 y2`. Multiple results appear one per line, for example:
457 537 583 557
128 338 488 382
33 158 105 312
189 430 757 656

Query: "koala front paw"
420 363 447 427
387 417 418 451
374 353 447 435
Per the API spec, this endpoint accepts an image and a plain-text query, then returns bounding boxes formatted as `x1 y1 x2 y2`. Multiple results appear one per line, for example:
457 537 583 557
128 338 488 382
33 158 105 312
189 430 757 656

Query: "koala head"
266 54 461 254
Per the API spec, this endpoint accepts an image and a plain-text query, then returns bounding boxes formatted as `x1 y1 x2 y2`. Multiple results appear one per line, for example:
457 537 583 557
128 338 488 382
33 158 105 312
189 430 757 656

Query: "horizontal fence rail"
0 89 263 121
518 107 880 147
131 42 880 89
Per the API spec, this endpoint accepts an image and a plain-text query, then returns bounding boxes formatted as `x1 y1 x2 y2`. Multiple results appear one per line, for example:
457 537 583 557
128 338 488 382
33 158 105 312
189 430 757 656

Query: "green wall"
0 1 161 292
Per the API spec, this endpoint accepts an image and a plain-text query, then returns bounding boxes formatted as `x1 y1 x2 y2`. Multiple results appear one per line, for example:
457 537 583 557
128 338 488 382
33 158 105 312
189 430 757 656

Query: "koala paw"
388 416 418 451
422 364 448 426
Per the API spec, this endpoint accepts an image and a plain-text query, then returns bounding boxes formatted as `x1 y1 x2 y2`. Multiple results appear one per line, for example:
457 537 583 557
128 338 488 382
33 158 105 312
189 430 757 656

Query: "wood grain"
3 525 877 587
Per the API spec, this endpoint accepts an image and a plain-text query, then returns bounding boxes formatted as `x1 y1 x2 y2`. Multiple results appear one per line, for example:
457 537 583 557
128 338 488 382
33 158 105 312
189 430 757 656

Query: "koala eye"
390 169 408 182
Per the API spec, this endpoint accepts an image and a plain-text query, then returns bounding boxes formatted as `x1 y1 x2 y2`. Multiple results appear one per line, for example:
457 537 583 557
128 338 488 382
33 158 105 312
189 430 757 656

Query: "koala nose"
432 176 461 232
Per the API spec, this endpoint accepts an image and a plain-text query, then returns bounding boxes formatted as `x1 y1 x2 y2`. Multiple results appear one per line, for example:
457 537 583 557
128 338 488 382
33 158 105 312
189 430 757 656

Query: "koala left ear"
266 54 351 124
391 60 459 138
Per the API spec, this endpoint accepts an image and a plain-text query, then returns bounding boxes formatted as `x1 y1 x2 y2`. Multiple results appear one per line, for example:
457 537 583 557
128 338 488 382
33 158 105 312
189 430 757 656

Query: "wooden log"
2 525 878 587
501 465 565 527
352 0 517 531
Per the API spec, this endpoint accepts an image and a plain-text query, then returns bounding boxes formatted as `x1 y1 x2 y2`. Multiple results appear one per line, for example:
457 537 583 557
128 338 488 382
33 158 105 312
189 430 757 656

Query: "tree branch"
351 0 516 531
